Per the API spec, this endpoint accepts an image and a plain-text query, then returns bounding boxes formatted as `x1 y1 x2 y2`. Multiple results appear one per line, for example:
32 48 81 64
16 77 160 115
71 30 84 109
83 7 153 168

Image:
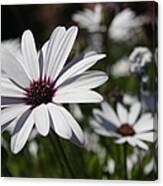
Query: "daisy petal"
1 47 31 87
117 103 128 124
101 102 120 127
53 90 103 103
115 137 128 144
128 102 141 124
134 114 153 132
47 103 72 140
1 104 30 126
49 27 78 80
56 54 106 87
136 140 149 150
33 104 50 136
45 27 66 77
21 30 40 80
11 110 34 154
136 132 156 143
1 78 25 98
57 70 108 91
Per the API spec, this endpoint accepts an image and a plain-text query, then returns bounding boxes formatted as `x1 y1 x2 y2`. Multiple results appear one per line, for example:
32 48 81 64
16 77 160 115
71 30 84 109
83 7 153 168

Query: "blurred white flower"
72 4 105 33
123 93 138 106
91 101 156 150
69 104 83 121
127 152 138 178
111 57 130 77
109 8 149 42
84 130 106 162
1 26 108 154
104 158 115 175
129 47 152 73
28 141 38 157
144 159 154 175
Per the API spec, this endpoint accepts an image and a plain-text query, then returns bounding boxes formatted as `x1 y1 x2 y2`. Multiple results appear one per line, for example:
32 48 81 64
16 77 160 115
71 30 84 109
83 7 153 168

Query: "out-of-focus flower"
111 57 130 77
129 47 152 74
28 141 38 157
69 104 83 121
91 101 156 150
127 152 138 178
72 4 105 33
1 26 108 154
123 93 138 106
104 158 115 175
144 158 155 175
84 130 106 162
109 8 149 42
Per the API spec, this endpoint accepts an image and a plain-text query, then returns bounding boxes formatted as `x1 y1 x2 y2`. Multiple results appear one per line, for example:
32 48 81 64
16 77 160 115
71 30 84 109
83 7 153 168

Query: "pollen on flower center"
25 79 55 107
117 123 135 136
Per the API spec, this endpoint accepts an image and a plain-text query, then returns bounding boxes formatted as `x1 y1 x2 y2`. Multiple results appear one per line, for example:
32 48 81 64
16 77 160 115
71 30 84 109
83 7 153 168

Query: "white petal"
44 27 66 77
90 119 113 137
117 103 128 124
48 27 78 80
134 114 153 132
101 101 120 127
1 47 31 87
136 140 149 150
33 104 50 136
1 104 30 126
136 132 156 143
11 110 34 154
21 30 40 80
47 103 72 139
53 90 103 103
1 77 25 97
57 70 108 91
127 137 137 147
92 109 118 133
128 102 141 124
55 54 106 88
115 137 128 144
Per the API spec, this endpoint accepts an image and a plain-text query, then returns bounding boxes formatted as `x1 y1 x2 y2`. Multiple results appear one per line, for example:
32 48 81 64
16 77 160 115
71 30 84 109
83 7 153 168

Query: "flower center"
117 123 135 136
25 79 55 107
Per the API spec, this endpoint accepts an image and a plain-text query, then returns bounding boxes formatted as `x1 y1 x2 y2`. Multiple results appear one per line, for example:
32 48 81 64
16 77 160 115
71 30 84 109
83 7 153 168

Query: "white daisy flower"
111 57 130 77
104 158 115 175
72 4 105 33
1 26 108 154
91 101 155 150
129 47 152 73
109 8 149 42
123 93 138 106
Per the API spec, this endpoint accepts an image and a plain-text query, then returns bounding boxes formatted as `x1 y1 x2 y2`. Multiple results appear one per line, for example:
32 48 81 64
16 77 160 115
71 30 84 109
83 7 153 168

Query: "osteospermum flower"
1 26 108 154
129 47 152 74
108 8 149 42
91 101 155 150
72 4 105 33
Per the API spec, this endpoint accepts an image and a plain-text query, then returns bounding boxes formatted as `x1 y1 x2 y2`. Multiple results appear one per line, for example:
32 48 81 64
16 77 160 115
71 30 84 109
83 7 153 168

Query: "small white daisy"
109 8 149 42
129 47 152 73
91 101 155 150
1 26 108 154
72 4 105 33
111 57 130 77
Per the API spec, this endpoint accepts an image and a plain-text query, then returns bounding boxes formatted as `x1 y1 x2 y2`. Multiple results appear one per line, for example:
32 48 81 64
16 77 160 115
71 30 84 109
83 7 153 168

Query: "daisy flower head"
72 4 105 33
91 101 155 150
129 47 152 74
1 26 108 154
108 8 149 42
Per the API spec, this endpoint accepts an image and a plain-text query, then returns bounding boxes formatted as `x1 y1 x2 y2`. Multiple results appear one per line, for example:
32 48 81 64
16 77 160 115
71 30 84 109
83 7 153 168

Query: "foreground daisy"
1 26 108 154
72 4 105 33
91 101 155 150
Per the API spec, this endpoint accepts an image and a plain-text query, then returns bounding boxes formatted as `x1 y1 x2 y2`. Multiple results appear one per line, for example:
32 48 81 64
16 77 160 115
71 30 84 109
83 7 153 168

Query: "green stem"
50 130 75 178
123 143 128 180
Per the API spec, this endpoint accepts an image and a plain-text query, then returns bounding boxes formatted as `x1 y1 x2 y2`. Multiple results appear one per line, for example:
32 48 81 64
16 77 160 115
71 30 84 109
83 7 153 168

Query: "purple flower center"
117 123 135 136
25 79 56 107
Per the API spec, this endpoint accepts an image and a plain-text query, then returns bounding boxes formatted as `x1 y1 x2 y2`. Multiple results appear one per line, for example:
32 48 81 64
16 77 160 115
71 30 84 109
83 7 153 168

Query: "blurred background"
1 2 158 180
